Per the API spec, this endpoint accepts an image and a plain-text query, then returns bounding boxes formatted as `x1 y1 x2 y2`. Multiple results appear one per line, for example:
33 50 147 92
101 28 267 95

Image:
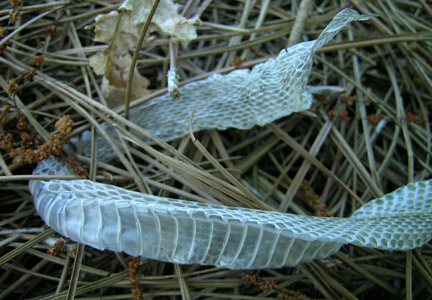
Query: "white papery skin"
30 158 432 269
79 9 371 162
30 9 432 269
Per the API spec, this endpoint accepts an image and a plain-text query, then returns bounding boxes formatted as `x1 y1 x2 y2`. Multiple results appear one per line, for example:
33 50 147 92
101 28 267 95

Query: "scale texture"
30 9 432 269
30 158 432 269
80 8 371 162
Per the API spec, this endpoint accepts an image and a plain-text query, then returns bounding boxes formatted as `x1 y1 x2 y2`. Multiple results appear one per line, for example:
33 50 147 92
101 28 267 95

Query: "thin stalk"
124 0 161 120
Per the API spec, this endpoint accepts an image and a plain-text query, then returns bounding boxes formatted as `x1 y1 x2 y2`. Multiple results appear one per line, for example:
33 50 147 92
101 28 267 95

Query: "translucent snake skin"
29 9 432 269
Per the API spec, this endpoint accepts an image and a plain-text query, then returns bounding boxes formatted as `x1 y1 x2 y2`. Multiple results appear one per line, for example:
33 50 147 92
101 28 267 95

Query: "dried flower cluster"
341 95 357 106
128 257 143 300
299 180 333 217
241 274 275 293
229 56 245 70
277 290 305 300
337 110 351 123
260 279 276 293
8 0 22 25
33 56 44 66
47 240 66 256
65 156 89 179
6 79 22 96
368 113 386 125
0 108 73 165
241 274 259 285
327 109 351 123
5 69 37 97
241 274 305 299
406 111 424 125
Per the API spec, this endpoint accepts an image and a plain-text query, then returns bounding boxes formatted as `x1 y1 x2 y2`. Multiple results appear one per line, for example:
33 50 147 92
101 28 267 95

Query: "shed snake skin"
29 9 432 269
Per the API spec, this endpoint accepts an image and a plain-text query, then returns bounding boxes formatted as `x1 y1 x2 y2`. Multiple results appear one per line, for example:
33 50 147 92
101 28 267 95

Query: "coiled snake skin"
29 9 432 269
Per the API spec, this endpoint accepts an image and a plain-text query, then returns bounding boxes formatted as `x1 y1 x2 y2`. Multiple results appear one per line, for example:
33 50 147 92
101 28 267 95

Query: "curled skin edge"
77 8 373 162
